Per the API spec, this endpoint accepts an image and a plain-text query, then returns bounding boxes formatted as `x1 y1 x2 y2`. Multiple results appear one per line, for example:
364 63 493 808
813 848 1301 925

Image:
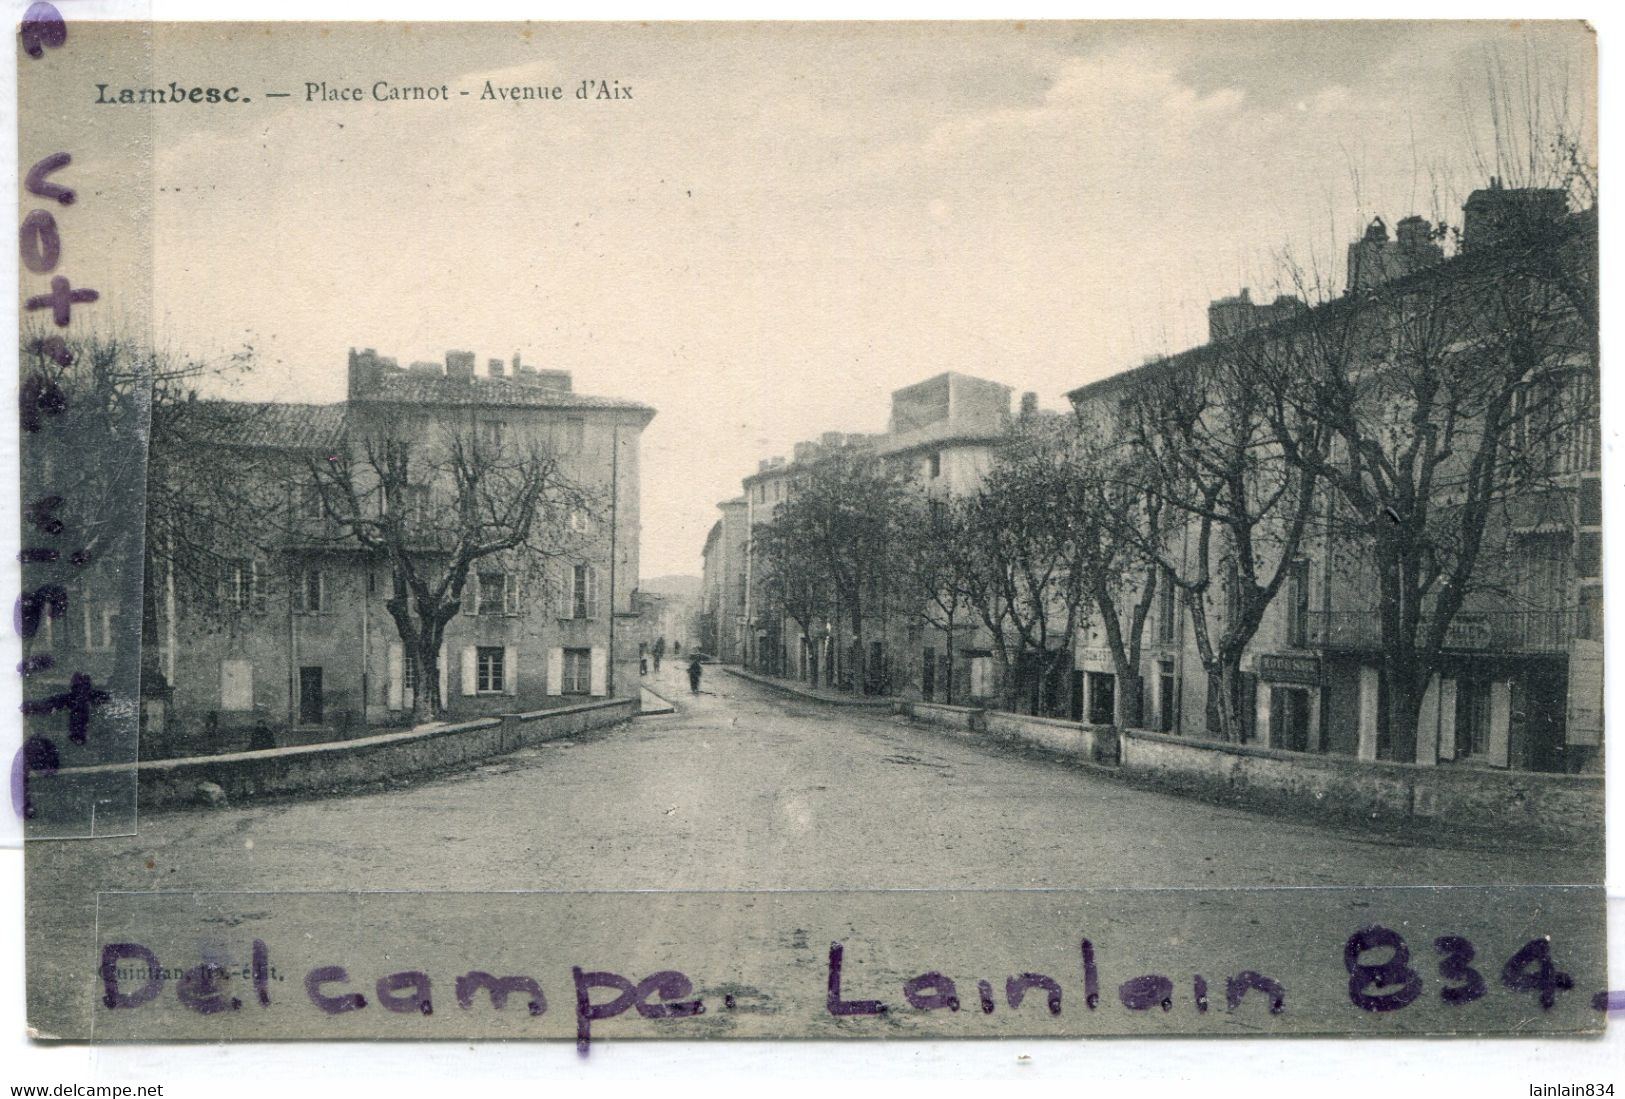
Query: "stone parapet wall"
32 698 635 811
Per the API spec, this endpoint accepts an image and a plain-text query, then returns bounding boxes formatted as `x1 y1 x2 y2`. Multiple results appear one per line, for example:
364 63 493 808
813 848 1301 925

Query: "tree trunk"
410 643 438 725
1209 659 1247 743
1381 648 1425 764
1119 671 1144 728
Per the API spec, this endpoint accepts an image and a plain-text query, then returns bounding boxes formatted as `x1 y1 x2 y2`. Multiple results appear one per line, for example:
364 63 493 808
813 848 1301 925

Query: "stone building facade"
141 348 653 756
732 371 1015 699
1066 187 1599 775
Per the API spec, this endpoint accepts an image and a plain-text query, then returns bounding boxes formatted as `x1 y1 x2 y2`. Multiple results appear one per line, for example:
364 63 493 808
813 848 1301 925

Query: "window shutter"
387 643 404 710
1488 680 1511 768
252 560 267 613
505 575 520 616
437 643 448 709
461 575 478 616
547 647 564 696
316 571 326 614
505 646 518 696
461 646 478 696
590 646 607 696
586 566 599 619
290 569 305 614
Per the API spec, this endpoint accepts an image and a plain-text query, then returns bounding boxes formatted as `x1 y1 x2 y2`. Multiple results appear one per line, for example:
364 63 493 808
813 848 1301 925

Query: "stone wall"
899 701 1118 765
983 711 1120 765
1121 728 1601 847
32 698 634 811
896 701 1600 847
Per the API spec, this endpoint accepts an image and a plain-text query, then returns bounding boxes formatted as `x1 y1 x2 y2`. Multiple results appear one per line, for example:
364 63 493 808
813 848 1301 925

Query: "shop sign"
1257 653 1320 685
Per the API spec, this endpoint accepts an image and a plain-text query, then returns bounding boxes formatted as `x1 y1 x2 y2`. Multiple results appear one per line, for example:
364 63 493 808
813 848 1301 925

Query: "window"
479 420 506 450
476 646 505 693
928 452 941 479
84 601 118 651
1285 558 1309 648
301 481 326 520
1155 569 1176 644
388 483 430 524
571 564 598 619
569 509 592 535
1577 531 1601 580
227 559 266 613
294 569 326 614
402 650 419 694
1580 478 1602 526
479 572 506 615
562 648 591 695
1455 679 1491 758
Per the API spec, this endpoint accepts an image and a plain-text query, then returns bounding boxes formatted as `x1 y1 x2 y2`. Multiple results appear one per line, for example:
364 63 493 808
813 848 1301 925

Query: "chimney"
1019 391 1038 420
512 351 522 371
1461 181 1568 250
488 357 505 378
1396 215 1431 248
445 350 476 379
347 347 381 398
408 359 444 376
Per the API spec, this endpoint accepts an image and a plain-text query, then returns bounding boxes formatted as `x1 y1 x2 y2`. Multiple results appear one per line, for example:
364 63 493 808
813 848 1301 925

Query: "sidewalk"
717 665 896 709
638 684 675 715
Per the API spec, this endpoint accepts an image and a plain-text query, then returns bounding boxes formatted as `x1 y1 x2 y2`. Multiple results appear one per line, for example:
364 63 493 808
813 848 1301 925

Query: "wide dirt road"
25 662 1602 1039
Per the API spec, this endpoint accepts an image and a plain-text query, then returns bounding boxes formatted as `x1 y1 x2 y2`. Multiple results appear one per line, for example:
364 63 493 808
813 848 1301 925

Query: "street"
26 663 1604 1039
32 661 1598 898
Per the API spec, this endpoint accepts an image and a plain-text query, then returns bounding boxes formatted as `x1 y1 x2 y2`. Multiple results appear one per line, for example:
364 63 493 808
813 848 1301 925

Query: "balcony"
1304 609 1577 654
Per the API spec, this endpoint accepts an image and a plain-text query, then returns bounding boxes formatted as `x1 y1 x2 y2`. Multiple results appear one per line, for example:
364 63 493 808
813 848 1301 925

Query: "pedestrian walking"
687 655 703 694
653 636 665 672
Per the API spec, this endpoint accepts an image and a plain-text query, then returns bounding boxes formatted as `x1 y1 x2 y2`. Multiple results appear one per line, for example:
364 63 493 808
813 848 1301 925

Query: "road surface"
25 663 1603 1038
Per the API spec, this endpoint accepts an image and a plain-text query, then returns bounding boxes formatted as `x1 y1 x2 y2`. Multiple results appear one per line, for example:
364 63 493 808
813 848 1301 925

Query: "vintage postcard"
14 16 1606 1049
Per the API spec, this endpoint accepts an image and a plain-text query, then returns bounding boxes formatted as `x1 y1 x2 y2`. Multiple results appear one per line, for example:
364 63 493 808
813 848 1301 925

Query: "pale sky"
25 21 1596 578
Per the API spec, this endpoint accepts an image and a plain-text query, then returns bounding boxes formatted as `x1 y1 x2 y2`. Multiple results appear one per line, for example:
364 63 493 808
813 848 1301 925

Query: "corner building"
142 348 653 755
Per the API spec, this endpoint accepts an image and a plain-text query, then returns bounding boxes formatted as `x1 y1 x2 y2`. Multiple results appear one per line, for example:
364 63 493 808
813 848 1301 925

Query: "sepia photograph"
10 11 1611 1067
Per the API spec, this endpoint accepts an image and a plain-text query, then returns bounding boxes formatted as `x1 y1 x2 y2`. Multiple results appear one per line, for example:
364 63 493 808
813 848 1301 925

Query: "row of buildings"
28 347 656 759
701 182 1601 775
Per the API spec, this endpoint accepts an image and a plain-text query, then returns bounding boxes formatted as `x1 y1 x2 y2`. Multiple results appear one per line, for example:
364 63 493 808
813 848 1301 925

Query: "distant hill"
641 574 701 602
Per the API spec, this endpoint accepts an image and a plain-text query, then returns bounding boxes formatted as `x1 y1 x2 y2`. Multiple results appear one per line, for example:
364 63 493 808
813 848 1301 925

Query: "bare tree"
1117 342 1325 742
1256 209 1596 760
765 448 905 695
1065 424 1165 727
895 493 978 704
20 329 260 693
959 422 1092 715
751 508 828 685
306 419 584 722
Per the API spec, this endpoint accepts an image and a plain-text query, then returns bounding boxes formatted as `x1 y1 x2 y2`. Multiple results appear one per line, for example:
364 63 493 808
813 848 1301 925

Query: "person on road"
653 636 665 672
687 655 703 694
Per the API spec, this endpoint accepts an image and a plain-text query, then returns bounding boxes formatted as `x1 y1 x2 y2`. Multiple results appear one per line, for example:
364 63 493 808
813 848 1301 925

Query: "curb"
718 665 895 709
638 684 677 715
